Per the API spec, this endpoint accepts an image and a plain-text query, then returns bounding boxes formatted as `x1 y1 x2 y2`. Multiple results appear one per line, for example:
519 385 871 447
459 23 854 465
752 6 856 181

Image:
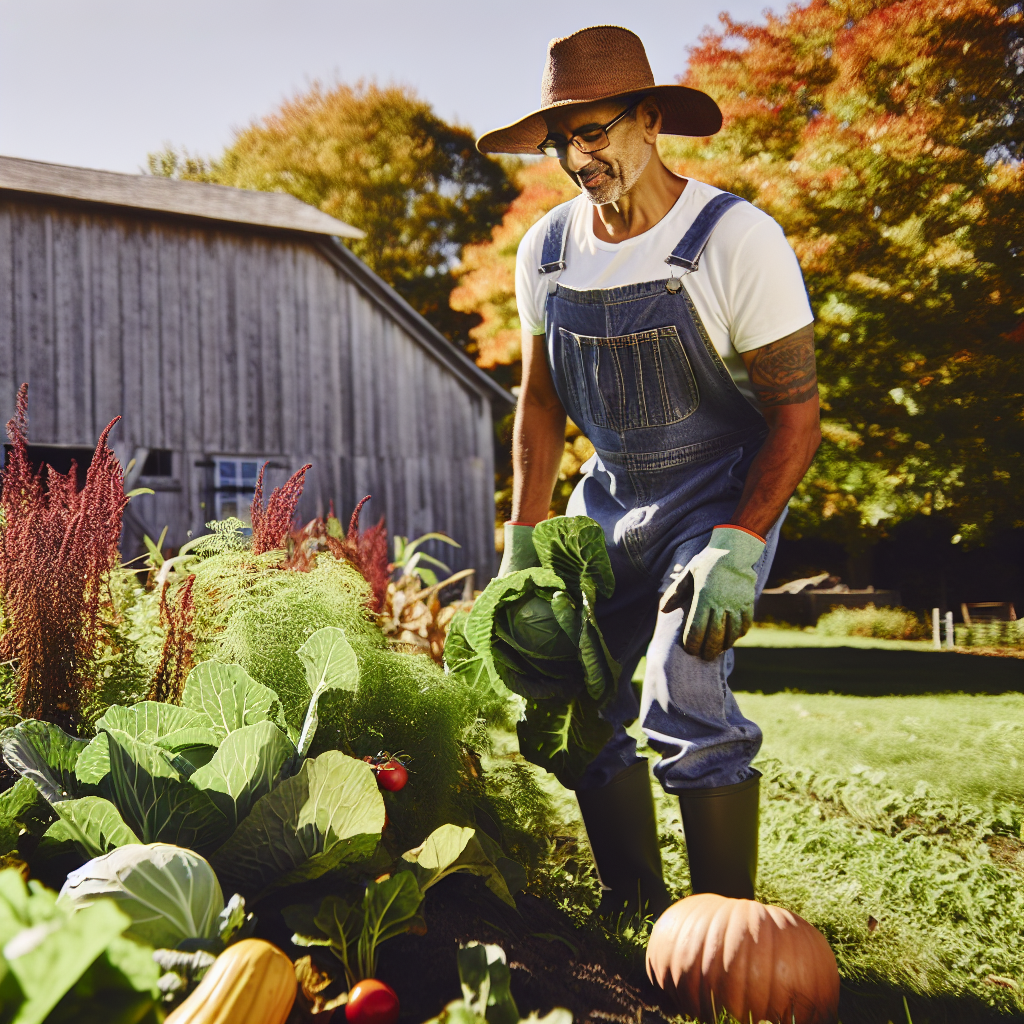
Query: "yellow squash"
165 939 297 1024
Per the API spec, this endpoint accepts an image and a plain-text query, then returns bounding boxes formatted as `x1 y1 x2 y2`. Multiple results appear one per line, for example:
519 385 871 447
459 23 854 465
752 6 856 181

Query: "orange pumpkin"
646 894 840 1024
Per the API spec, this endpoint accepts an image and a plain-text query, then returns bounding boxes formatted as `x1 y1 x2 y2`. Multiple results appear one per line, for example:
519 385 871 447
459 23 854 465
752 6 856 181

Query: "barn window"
141 449 173 477
214 458 260 523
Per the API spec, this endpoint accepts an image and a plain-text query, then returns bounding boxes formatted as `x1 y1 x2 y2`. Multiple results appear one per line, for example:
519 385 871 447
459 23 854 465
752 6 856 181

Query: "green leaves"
0 867 159 1024
516 698 614 790
295 627 360 756
212 750 384 896
1 720 90 803
402 824 515 907
181 662 281 738
445 516 620 785
58 843 224 951
532 517 615 603
288 872 424 987
52 797 140 858
190 721 295 832
99 732 226 854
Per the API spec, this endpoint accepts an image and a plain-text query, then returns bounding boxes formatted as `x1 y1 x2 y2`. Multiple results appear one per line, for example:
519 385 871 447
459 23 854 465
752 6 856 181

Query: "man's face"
544 97 657 206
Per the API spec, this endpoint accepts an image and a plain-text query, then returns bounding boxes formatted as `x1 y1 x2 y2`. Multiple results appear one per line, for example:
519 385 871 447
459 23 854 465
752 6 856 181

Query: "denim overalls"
540 192 784 793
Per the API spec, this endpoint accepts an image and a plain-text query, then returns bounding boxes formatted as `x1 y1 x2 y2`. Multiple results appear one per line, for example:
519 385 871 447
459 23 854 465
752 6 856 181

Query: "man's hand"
660 526 766 661
498 523 541 576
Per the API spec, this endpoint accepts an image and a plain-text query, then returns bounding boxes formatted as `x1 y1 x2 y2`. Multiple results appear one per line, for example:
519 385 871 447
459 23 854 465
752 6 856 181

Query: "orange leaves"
450 159 577 370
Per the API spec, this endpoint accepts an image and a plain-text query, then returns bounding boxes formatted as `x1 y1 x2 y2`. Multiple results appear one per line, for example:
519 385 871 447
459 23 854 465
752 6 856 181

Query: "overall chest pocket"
560 326 699 432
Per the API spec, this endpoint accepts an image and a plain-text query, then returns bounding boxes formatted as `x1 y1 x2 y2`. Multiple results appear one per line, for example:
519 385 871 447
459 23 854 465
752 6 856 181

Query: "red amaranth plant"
0 385 128 731
337 496 392 612
250 462 312 555
150 573 197 704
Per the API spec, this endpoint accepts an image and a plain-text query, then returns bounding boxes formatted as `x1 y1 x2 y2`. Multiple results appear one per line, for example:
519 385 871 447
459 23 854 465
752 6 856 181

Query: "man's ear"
638 97 663 143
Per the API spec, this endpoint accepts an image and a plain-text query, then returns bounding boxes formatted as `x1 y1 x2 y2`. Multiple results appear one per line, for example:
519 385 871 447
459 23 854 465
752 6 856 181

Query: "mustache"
576 160 614 185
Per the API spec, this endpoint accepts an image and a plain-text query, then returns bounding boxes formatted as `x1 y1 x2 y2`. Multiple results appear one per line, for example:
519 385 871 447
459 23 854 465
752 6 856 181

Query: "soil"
270 874 677 1023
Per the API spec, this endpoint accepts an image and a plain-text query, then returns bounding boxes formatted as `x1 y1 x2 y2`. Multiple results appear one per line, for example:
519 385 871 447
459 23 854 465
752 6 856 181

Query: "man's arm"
729 323 821 537
510 331 567 525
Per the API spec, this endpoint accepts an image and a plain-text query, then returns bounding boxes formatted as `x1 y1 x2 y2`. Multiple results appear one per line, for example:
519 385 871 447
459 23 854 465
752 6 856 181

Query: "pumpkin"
646 894 840 1024
165 938 297 1024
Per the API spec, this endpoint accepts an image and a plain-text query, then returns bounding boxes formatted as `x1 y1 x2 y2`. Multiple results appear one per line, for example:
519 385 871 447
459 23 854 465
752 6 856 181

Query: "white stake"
932 607 941 649
945 610 955 649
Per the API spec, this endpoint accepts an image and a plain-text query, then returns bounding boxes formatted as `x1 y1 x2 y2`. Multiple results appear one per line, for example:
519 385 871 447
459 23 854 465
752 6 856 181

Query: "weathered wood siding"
0 196 496 578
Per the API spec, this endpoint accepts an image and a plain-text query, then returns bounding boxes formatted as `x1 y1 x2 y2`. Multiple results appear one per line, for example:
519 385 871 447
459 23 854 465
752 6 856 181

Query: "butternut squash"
165 938 297 1024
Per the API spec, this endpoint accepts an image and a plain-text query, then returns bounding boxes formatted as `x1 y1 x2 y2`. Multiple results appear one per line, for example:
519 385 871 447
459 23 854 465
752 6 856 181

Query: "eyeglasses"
538 102 640 160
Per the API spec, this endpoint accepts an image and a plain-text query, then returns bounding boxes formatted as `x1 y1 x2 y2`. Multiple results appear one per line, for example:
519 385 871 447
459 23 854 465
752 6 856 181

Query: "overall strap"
539 199 575 275
665 192 746 273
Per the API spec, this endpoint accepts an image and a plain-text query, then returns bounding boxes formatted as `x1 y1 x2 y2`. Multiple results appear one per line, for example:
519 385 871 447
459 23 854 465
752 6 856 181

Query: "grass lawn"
738 691 1024 808
631 690 1023 1022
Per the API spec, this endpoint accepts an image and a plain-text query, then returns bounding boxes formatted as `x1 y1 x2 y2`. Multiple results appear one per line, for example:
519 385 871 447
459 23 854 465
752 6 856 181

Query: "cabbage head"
58 843 224 950
445 516 620 786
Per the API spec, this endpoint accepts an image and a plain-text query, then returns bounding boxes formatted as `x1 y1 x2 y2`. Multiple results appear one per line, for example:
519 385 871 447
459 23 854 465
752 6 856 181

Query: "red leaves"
334 497 392 613
0 385 128 731
150 574 197 704
250 462 312 555
252 466 393 612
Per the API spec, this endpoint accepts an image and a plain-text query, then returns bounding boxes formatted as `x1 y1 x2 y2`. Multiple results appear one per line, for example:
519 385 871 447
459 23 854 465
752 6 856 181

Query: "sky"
0 0 773 175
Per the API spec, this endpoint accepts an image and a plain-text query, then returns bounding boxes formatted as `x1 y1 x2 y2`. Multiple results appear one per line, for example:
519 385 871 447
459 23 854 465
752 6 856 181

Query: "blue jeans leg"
641 514 783 790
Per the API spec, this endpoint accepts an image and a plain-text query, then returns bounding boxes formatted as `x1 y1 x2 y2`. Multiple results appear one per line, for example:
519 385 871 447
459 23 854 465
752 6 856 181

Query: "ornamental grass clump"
0 385 128 732
816 603 927 641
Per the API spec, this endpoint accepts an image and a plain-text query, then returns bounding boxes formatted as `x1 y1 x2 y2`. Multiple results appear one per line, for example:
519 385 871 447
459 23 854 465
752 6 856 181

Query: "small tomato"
345 979 400 1024
376 760 408 792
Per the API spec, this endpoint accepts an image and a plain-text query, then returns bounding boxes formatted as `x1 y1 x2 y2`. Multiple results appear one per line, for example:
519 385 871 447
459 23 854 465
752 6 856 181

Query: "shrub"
0 385 128 732
815 604 927 641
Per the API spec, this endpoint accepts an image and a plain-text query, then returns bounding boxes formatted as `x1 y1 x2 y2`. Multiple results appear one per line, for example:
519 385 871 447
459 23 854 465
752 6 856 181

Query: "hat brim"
476 85 722 155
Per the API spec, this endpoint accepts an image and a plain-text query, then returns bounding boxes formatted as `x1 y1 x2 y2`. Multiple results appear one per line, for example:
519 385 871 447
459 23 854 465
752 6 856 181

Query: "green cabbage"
1 627 386 899
58 843 224 950
444 517 620 786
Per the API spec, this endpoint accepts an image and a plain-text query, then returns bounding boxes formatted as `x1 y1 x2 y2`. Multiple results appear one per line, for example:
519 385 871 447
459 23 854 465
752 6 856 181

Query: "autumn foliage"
0 386 128 730
454 0 1024 545
661 0 1024 543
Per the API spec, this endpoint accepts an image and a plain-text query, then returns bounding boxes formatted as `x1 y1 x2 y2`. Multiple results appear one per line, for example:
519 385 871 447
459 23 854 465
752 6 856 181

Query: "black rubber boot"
678 770 760 900
576 760 672 919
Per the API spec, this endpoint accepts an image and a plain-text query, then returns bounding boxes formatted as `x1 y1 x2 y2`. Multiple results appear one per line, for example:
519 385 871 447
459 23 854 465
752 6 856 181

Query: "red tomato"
345 979 400 1024
376 760 408 792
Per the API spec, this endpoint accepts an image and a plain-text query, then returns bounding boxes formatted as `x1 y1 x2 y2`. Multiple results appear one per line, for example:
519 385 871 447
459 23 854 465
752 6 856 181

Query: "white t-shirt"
515 177 813 400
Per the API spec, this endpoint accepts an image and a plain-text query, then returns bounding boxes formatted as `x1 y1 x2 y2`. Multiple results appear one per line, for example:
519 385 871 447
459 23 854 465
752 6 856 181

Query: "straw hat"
477 25 722 155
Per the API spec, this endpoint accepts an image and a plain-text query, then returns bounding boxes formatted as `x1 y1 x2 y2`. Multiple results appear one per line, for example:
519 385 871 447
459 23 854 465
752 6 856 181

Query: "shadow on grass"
838 981 1024 1024
731 646 1023 696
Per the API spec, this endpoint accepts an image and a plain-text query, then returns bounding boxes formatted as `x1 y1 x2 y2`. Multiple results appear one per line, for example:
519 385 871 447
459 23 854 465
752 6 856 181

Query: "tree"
150 83 517 343
661 0 1024 548
450 161 583 521
455 0 1024 548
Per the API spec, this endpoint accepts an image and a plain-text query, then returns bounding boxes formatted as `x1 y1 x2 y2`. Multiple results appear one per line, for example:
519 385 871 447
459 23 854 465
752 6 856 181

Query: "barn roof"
0 154 364 238
0 154 514 407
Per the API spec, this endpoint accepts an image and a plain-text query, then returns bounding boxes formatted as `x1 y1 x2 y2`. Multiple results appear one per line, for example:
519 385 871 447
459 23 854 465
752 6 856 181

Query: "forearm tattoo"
747 325 818 407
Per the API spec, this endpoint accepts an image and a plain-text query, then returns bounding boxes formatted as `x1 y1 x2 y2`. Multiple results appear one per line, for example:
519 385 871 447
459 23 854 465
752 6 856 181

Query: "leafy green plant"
1 627 387 899
816 604 927 641
445 517 619 787
287 823 516 988
57 843 253 953
392 532 461 588
0 866 161 1023
426 942 572 1024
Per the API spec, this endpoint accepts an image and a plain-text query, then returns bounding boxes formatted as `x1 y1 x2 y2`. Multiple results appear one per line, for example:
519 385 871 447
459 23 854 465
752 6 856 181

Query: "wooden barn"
0 154 512 580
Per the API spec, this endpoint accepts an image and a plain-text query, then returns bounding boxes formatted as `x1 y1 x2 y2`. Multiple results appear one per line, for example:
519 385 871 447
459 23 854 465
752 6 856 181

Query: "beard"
576 144 651 206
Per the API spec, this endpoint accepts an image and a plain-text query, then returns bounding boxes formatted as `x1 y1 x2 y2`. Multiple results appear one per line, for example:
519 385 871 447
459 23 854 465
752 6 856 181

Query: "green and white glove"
497 522 541 577
659 525 766 662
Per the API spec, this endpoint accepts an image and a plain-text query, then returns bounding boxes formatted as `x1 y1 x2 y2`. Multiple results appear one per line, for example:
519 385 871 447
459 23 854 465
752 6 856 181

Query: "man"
477 25 820 915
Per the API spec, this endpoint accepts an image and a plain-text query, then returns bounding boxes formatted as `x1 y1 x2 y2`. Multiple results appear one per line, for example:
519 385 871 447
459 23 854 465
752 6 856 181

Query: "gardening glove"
659 526 766 662
497 522 541 577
